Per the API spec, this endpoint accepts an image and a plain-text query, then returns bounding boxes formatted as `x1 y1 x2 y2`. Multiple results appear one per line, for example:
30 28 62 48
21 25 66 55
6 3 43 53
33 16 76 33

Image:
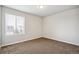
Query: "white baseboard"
2 36 79 47
43 36 79 46
2 36 42 47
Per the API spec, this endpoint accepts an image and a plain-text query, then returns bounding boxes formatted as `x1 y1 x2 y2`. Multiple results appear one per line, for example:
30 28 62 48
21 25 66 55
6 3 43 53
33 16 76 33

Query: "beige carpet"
1 38 79 54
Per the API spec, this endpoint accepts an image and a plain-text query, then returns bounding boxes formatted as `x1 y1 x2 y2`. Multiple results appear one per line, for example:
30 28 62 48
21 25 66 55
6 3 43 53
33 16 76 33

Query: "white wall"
2 7 42 46
0 6 2 47
43 8 79 46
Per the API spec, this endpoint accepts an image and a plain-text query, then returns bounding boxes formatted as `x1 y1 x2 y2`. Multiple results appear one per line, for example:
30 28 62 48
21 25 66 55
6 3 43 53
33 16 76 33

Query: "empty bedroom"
0 5 79 54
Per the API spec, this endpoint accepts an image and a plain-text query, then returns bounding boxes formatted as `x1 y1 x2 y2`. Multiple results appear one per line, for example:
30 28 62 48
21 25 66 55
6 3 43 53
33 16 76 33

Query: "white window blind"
5 13 16 35
5 13 25 35
16 16 25 34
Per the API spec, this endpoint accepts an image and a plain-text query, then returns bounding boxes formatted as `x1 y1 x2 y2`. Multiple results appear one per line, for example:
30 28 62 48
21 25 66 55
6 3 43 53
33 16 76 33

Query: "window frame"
5 13 25 36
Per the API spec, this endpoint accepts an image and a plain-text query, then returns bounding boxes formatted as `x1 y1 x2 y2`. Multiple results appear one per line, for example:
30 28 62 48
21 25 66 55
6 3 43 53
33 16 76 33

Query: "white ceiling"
5 5 79 17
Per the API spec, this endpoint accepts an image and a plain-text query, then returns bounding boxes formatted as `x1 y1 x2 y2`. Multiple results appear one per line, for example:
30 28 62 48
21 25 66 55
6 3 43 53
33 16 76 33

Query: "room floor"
1 38 79 54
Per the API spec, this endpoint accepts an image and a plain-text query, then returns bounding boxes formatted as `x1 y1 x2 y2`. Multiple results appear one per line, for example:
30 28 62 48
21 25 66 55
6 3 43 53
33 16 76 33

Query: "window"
16 16 25 34
5 13 25 35
5 13 16 35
